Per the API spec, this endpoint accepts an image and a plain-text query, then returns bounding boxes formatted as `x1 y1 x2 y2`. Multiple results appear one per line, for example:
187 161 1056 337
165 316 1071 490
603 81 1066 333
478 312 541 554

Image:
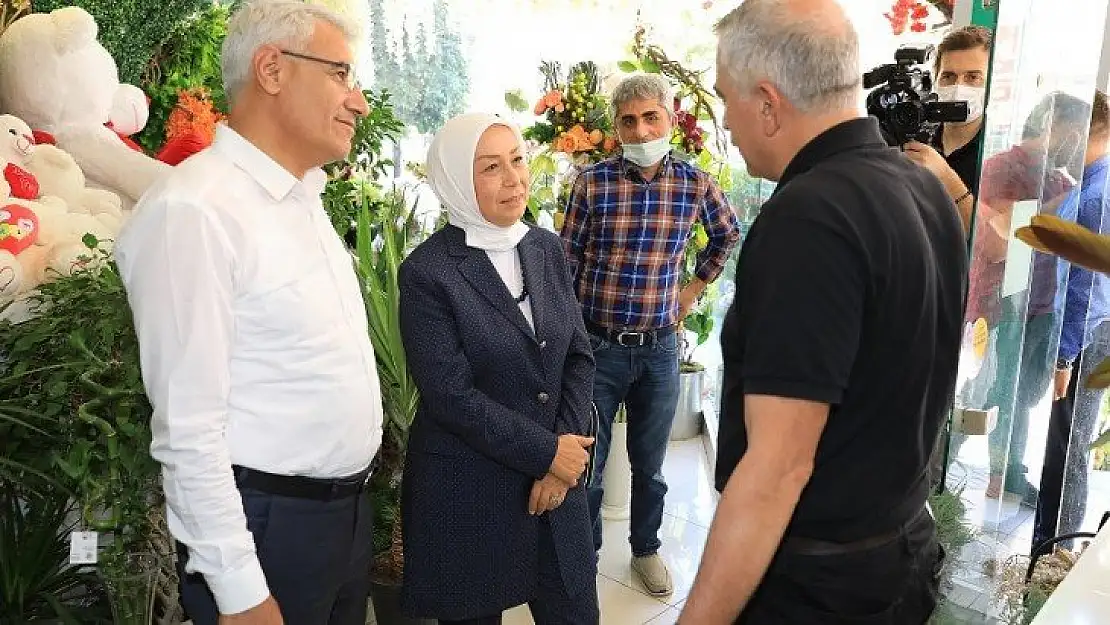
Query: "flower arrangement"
885 0 954 35
164 88 224 146
522 61 618 166
674 97 706 155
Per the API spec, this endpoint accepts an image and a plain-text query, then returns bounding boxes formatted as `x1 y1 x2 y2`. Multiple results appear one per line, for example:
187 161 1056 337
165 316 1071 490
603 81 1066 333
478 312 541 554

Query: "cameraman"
904 26 992 233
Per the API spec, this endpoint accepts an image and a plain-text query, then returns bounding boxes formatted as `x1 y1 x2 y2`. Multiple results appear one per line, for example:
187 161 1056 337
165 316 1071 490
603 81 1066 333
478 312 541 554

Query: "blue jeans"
586 328 680 557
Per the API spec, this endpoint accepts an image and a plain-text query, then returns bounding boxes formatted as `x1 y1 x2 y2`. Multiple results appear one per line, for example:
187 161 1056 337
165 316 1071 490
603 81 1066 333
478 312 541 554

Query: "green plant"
927 484 976 586
0 240 172 623
352 186 424 584
679 223 716 371
322 88 405 238
136 1 230 154
31 0 212 85
0 483 113 624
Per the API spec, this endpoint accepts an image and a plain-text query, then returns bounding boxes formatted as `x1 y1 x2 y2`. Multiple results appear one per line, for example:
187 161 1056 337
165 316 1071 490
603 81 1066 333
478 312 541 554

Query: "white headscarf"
427 112 531 252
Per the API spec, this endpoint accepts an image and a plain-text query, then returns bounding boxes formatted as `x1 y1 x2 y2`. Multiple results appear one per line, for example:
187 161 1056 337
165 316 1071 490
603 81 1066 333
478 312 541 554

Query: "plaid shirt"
561 155 740 331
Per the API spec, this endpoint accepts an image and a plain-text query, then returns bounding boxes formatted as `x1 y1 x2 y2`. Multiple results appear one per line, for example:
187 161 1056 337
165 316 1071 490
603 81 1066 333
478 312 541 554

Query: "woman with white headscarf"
398 113 600 624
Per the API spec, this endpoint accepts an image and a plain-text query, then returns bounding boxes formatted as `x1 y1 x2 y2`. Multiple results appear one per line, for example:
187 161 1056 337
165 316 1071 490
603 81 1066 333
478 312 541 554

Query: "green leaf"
504 89 529 113
1092 428 1110 451
640 58 661 74
81 233 98 249
618 60 640 73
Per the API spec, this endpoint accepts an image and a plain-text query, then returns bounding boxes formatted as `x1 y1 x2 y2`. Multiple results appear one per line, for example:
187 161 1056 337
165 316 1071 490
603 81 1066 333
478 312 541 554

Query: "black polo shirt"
932 125 984 193
715 118 968 543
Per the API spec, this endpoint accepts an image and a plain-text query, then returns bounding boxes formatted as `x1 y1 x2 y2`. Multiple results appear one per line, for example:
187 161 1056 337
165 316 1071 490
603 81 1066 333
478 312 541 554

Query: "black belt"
232 461 374 502
780 506 931 557
585 321 674 347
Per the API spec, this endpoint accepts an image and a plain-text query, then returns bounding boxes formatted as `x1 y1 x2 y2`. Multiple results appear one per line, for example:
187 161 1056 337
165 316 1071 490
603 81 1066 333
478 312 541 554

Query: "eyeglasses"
281 50 361 91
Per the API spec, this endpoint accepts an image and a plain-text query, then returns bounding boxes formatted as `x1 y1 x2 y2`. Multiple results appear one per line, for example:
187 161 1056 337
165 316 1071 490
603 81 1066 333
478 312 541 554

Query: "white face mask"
937 84 986 123
621 135 672 167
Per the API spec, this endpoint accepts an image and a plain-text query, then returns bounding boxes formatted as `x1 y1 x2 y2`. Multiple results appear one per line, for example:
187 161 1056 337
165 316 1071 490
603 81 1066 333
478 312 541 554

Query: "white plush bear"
0 7 170 209
0 114 39 201
0 250 24 300
26 143 124 232
0 113 124 234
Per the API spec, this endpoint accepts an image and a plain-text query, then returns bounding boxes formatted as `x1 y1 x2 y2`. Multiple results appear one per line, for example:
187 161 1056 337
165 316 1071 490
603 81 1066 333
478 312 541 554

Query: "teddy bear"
0 114 40 201
0 7 171 209
0 113 125 234
0 194 112 322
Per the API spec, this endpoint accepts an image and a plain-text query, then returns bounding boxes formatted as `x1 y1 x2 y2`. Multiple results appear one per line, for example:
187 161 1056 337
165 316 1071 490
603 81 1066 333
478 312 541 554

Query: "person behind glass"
904 25 992 233
398 113 600 625
680 0 967 622
560 73 740 596
973 93 1089 506
1035 90 1110 550
114 2 382 625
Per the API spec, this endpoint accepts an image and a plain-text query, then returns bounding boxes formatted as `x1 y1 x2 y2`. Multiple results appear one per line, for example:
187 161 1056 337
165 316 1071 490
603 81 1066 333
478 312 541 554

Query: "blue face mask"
621 135 672 167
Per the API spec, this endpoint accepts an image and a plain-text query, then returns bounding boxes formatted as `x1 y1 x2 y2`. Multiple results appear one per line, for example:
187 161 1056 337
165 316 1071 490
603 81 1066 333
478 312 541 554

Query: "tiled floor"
502 438 716 625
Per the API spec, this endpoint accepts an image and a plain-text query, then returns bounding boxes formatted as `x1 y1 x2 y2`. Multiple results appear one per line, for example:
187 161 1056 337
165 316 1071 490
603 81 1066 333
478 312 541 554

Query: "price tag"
70 531 98 564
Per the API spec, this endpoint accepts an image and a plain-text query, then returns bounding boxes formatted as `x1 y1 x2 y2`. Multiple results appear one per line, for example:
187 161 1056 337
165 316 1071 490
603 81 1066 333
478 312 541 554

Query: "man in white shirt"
114 2 383 624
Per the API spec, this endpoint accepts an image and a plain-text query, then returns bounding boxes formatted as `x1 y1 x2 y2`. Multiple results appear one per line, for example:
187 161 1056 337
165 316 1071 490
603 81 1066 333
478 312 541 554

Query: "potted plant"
672 224 715 441
0 241 178 625
351 185 431 625
601 404 631 520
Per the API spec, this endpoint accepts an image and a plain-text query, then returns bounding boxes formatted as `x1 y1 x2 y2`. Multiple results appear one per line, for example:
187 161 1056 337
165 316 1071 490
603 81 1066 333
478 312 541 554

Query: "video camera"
863 45 969 146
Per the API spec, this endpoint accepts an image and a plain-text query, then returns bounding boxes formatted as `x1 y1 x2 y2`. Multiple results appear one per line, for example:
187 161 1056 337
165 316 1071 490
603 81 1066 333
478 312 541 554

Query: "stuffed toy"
26 142 124 232
0 250 23 301
0 112 125 233
0 7 171 208
0 202 38 255
0 114 41 200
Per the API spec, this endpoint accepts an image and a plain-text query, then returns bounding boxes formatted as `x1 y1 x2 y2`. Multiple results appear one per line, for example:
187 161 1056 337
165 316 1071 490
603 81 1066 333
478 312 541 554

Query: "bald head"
715 0 860 114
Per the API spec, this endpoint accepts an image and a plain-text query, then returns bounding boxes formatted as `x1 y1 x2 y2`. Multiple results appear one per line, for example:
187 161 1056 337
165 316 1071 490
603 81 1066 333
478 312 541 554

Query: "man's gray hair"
222 0 360 103
609 74 676 123
715 0 861 113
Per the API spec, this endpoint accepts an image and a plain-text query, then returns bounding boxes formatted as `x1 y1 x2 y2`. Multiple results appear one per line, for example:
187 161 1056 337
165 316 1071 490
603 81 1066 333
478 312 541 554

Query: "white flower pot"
670 368 705 440
601 420 631 520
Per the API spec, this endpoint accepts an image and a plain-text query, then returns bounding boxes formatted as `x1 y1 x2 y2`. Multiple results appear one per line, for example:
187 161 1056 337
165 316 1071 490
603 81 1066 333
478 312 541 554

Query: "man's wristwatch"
1057 357 1074 370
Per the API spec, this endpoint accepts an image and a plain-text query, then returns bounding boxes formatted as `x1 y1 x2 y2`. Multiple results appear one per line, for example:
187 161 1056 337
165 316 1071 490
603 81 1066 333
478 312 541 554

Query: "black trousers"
438 517 599 625
176 486 373 625
1033 326 1110 551
737 509 943 625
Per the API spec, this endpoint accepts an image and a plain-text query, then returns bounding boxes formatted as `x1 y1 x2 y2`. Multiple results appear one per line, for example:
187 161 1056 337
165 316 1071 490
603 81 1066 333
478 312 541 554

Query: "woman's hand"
549 434 594 485
529 473 570 515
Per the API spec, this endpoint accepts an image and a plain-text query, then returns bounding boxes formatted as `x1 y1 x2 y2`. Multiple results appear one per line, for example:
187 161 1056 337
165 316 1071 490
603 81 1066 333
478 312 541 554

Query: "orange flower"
589 129 603 146
602 136 618 152
535 90 564 116
553 134 574 153
166 88 225 144
565 125 594 152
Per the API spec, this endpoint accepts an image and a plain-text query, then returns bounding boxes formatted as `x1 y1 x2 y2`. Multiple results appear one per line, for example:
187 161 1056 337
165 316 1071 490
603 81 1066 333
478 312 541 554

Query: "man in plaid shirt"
560 73 740 596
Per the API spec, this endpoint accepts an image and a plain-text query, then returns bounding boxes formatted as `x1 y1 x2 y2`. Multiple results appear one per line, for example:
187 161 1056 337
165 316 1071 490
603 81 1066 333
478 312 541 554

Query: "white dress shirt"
485 247 533 330
115 125 383 615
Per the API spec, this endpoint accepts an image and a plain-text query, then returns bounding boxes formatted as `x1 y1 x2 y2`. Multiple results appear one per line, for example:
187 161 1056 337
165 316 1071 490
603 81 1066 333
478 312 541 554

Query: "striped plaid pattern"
561 155 740 331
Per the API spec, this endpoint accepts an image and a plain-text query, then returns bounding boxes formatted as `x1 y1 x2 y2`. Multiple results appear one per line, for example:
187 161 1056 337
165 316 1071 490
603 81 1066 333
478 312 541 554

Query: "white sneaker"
631 553 673 596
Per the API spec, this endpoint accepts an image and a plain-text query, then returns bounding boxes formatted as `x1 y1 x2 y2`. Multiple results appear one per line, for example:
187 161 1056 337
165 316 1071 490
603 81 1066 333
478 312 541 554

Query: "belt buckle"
616 331 644 347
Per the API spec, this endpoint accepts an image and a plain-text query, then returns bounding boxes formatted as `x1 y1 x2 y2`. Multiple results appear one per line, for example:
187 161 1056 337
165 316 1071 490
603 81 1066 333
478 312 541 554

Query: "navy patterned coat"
398 224 597 619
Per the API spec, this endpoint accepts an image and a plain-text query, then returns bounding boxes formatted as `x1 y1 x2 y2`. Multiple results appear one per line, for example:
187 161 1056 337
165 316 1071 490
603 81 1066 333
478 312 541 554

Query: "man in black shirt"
904 25 992 233
679 0 968 623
